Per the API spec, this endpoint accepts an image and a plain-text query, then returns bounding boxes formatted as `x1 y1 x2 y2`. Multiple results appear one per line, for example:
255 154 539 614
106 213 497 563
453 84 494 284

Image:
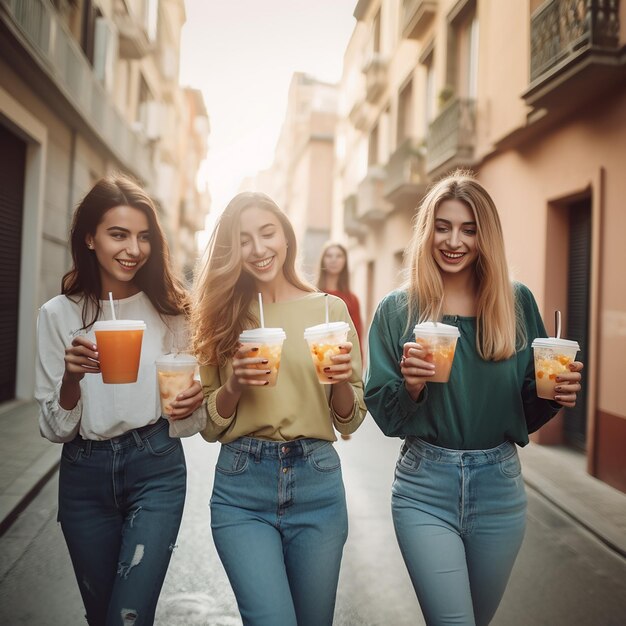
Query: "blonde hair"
405 170 525 361
191 192 315 366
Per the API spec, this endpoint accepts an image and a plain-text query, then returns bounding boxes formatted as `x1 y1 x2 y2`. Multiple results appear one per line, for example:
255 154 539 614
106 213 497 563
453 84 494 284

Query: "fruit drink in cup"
93 320 146 384
531 337 580 400
155 353 198 416
413 322 461 383
303 321 350 384
239 328 286 387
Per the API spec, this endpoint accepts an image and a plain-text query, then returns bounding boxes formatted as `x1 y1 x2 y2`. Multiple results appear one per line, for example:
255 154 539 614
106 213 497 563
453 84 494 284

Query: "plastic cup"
239 328 286 387
303 321 350 384
531 337 580 400
155 353 198 416
93 320 146 384
413 322 461 383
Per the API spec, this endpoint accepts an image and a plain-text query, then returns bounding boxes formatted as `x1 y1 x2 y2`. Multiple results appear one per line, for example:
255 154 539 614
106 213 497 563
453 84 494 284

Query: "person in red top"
316 242 363 347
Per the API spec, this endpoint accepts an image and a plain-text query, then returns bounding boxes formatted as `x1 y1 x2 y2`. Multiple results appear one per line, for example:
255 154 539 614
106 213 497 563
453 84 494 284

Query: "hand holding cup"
63 335 101 382
167 379 204 420
400 341 435 400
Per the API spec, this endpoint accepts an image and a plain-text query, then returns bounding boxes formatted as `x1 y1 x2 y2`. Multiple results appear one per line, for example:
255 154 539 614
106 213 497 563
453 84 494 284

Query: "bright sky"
179 0 357 235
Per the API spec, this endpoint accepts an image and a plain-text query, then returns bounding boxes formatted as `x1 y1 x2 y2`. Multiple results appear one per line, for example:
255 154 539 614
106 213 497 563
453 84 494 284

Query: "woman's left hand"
327 342 353 384
168 380 204 420
554 361 584 408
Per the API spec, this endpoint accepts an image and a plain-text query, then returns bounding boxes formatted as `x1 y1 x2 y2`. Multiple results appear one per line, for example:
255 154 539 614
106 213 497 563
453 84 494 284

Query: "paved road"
1 417 625 625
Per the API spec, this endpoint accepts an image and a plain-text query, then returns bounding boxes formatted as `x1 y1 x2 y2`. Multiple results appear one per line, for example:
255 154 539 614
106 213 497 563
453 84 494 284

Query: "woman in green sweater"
364 171 583 626
191 192 365 626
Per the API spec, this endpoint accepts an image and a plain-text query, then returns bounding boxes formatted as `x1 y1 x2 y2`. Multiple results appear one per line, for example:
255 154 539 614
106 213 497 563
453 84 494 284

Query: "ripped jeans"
58 418 186 626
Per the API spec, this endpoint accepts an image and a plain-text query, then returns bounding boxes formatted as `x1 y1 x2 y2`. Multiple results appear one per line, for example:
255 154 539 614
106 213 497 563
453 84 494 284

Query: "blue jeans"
392 437 527 626
210 437 348 626
58 418 186 626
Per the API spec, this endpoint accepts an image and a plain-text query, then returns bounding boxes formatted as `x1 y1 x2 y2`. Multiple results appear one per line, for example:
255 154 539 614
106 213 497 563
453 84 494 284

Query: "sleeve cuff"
207 386 236 426
168 401 208 438
330 389 366 435
397 382 428 415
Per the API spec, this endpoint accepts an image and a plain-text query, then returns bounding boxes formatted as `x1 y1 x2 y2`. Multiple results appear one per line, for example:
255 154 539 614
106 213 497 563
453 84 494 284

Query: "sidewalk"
1 401 625 558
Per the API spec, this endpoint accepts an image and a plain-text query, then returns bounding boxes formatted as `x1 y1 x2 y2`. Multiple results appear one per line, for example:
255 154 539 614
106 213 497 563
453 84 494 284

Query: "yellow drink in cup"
155 353 198 416
93 320 146 384
531 337 580 400
413 322 461 383
239 328 286 387
303 322 350 384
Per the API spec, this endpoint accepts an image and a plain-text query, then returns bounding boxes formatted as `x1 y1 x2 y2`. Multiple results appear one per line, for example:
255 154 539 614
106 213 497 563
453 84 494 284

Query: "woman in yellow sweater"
191 192 366 626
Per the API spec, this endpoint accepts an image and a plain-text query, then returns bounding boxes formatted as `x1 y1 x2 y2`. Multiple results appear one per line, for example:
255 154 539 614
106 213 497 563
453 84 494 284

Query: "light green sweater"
200 293 366 443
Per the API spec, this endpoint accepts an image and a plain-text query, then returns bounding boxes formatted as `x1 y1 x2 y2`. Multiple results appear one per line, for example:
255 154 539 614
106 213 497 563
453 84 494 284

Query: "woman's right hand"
63 335 100 383
225 345 273 394
400 341 435 401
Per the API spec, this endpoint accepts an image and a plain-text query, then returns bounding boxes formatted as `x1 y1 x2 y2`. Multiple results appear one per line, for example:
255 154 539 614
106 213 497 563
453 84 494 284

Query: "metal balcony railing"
426 97 476 173
362 53 388 103
384 138 426 204
530 0 620 82
1 0 152 182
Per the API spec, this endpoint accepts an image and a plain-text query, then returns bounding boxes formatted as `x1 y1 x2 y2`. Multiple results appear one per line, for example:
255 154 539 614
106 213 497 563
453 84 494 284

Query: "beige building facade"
244 72 338 280
336 0 626 491
0 0 208 404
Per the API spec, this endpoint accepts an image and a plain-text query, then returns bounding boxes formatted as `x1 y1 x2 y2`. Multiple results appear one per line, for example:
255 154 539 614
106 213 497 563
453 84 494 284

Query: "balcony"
356 166 393 223
114 4 150 59
402 0 437 40
426 97 476 175
523 0 623 110
362 54 388 103
0 0 152 183
384 138 427 209
343 194 367 239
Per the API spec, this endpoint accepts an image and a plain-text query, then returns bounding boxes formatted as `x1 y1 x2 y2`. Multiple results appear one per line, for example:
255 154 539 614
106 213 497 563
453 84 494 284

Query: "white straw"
258 293 265 328
555 310 561 339
325 293 329 325
108 292 116 320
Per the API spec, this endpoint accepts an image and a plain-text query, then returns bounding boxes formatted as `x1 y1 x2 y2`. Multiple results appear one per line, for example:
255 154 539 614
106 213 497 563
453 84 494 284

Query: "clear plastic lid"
239 328 286 344
531 337 580 351
413 321 460 337
155 353 197 369
303 321 350 340
93 320 146 331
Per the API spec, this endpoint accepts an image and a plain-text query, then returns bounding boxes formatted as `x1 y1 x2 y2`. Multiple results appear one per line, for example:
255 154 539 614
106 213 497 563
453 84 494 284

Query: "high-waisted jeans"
392 437 527 626
210 436 348 626
58 418 186 626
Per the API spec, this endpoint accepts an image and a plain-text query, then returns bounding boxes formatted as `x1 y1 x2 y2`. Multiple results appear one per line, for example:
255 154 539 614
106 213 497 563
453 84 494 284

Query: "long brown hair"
191 192 315 366
62 173 188 329
316 242 351 293
405 170 525 360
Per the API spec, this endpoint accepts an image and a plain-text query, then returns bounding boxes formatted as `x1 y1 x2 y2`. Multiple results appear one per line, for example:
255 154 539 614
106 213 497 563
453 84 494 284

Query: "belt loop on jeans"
131 429 144 450
84 439 92 457
253 439 262 463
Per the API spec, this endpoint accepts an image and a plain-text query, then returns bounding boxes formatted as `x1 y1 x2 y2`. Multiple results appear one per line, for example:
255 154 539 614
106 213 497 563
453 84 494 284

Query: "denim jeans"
392 437 527 626
58 418 186 626
210 437 348 626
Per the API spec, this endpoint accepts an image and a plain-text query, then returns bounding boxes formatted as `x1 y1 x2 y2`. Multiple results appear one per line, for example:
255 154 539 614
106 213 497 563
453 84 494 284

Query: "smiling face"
239 206 288 287
431 199 478 277
85 205 151 298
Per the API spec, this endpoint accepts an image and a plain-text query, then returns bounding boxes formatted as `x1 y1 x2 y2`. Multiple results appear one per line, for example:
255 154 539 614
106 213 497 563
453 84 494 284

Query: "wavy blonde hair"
405 170 525 361
191 192 315 366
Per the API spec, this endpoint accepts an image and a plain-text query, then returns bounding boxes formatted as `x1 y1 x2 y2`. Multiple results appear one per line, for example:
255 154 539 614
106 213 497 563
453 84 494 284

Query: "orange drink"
413 322 460 383
94 320 146 384
155 353 198 416
531 338 579 399
239 328 286 387
304 322 350 385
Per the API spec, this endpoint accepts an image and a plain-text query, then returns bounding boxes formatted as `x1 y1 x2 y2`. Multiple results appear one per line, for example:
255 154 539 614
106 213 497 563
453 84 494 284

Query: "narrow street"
1 417 625 625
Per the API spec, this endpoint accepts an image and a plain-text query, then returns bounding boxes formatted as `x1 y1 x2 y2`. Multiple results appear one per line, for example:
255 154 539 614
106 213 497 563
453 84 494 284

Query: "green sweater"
364 283 560 449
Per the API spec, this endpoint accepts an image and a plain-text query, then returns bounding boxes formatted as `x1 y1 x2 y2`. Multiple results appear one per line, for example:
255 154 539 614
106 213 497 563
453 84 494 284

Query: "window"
449 1 478 99
422 49 435 135
368 123 379 166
